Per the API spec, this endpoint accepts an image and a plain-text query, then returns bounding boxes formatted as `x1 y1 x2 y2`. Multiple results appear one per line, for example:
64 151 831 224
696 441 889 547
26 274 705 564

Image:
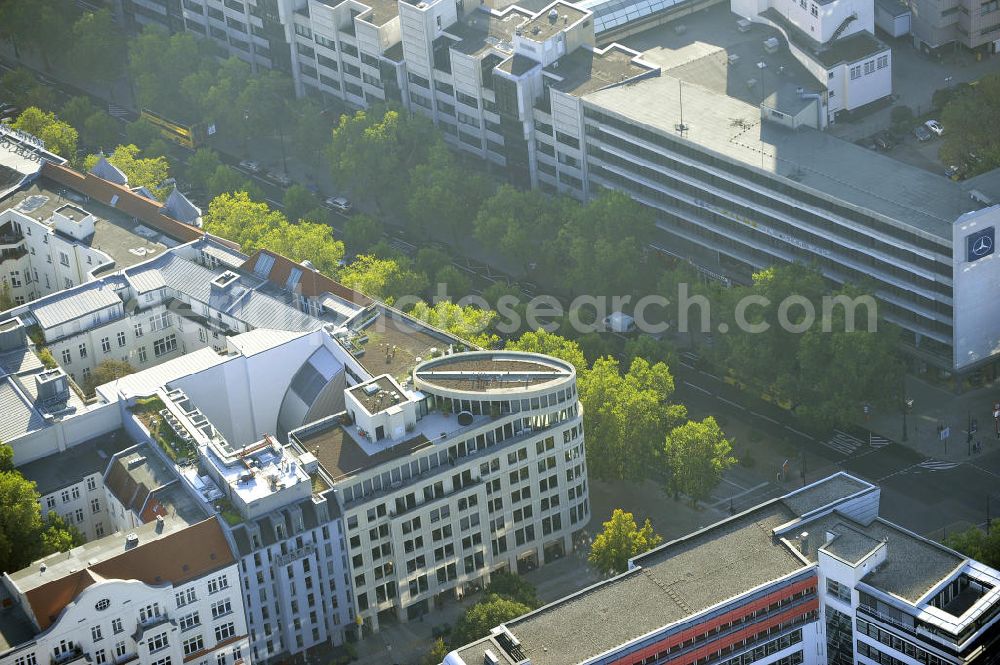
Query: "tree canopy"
84 360 136 395
588 508 663 576
663 417 736 502
408 300 498 349
203 192 345 274
507 330 588 375
84 145 171 200
578 356 686 482
483 571 540 609
12 107 78 158
337 255 429 305
940 72 1000 176
0 443 83 574
450 594 534 646
944 521 1000 570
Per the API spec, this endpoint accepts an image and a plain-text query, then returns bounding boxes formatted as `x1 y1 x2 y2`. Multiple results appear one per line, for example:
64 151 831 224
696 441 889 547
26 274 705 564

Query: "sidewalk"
866 374 1000 462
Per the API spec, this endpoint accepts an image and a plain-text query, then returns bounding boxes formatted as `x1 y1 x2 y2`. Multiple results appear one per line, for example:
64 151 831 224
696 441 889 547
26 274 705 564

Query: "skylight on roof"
254 252 276 277
286 267 302 292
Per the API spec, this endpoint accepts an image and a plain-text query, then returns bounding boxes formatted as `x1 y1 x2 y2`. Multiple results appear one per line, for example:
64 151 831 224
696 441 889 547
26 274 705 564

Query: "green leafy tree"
60 96 99 131
338 255 429 304
0 0 70 67
128 29 219 120
944 521 1000 570
1 68 59 111
12 107 78 158
588 508 663 576
421 638 450 665
84 359 136 395
578 357 686 481
204 192 344 274
329 108 438 214
434 265 472 300
451 595 533 646
237 70 295 139
344 214 383 253
125 118 163 151
407 143 492 240
663 417 735 503
206 165 264 201
289 97 332 166
483 571 540 609
83 112 121 152
84 145 171 200
507 330 588 375
0 447 83 574
68 10 126 97
474 185 567 274
185 148 222 190
941 72 1000 175
283 184 321 223
409 300 498 348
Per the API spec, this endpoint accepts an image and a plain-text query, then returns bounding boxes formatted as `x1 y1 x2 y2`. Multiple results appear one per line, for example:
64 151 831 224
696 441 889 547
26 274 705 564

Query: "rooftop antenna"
675 80 688 134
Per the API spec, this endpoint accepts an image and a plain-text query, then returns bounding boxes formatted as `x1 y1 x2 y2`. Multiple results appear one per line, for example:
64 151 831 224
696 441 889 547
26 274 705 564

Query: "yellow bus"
140 109 204 149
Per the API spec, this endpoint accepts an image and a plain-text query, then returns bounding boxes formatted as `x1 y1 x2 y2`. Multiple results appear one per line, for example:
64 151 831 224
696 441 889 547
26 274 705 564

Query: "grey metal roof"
32 283 122 329
584 72 979 239
18 429 134 496
0 379 45 442
227 289 325 332
162 188 202 226
89 156 128 186
198 240 248 269
127 268 167 294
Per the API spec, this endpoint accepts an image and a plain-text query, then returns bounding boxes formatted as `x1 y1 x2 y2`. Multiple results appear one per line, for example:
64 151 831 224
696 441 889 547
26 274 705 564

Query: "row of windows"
856 618 948 665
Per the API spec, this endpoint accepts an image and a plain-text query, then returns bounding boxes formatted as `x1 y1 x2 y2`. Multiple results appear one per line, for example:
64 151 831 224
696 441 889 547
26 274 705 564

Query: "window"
134 323 144 337
61 349 71 364
81 367 91 384
72 487 80 500
74 508 84 522
877 54 889 69
211 599 232 619
138 346 147 363
95 522 104 537
154 335 177 358
114 641 126 658
79 342 87 358
59 252 70 266
111 618 123 634
176 588 197 607
215 622 236 642
91 626 103 642
827 578 852 603
850 65 861 80
207 575 229 594
86 476 97 491
94 650 106 665
179 612 200 631
810 4 818 16
46 496 56 509
101 337 111 353
864 59 875 75
139 603 161 623
147 632 169 653
117 331 126 347
91 498 101 513
182 636 204 656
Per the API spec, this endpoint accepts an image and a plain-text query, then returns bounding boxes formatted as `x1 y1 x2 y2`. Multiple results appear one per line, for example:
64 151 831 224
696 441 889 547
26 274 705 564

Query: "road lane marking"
683 380 711 395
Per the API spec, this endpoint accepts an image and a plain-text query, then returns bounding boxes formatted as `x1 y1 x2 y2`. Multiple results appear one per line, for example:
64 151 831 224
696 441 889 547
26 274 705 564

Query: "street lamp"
242 109 250 158
902 397 913 442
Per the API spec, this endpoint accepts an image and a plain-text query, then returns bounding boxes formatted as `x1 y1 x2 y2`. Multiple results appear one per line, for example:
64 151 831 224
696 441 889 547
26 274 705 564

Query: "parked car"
324 196 352 213
266 170 292 187
238 159 262 173
913 125 932 142
925 119 944 136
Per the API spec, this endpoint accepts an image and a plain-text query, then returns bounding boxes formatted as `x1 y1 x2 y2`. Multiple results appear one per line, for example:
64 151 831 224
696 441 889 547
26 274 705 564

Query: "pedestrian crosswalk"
918 459 960 472
822 430 865 456
869 433 891 448
107 103 130 119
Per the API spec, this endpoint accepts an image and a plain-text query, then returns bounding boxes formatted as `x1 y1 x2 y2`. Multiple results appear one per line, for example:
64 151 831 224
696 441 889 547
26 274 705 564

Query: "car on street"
324 196 352 213
925 119 944 136
266 170 292 187
238 159 262 173
913 125 932 142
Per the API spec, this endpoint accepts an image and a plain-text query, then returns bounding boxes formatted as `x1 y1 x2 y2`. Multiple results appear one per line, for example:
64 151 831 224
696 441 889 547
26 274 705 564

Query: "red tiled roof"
240 249 372 306
23 518 235 630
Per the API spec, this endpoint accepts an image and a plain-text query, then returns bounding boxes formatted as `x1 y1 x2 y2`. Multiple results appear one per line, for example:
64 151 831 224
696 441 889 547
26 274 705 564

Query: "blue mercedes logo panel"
967 226 995 262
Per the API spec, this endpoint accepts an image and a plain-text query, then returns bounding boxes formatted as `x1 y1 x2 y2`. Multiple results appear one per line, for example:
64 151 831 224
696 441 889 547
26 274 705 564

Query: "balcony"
51 648 89 665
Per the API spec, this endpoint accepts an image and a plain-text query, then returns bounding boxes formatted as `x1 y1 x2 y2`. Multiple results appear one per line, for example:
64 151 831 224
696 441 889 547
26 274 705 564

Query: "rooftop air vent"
548 8 558 21
125 533 139 549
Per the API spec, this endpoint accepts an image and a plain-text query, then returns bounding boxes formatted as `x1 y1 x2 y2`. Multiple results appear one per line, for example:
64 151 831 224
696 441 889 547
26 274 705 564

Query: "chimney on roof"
800 531 810 555
125 533 139 549
156 515 165 532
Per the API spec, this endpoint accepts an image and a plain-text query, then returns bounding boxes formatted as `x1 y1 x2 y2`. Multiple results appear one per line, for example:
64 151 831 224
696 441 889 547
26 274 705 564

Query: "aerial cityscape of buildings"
2 0 1000 662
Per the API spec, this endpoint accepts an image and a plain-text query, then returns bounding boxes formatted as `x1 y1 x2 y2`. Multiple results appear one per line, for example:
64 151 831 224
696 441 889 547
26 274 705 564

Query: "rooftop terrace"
2 179 168 273
447 7 532 57
519 1 589 43
543 43 655 97
18 429 134 496
413 351 574 394
347 308 462 381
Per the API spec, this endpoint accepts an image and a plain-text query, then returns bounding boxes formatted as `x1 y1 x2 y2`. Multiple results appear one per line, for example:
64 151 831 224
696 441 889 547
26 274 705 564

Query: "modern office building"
906 0 1000 53
0 517 252 665
112 0 1000 377
446 472 1000 665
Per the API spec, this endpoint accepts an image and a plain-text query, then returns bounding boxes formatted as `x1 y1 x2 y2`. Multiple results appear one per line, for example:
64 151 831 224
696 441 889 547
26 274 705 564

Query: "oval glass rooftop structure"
412 351 575 395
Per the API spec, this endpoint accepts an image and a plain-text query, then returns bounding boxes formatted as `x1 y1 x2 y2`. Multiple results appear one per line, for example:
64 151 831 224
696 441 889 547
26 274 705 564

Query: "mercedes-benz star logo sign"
973 235 993 257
